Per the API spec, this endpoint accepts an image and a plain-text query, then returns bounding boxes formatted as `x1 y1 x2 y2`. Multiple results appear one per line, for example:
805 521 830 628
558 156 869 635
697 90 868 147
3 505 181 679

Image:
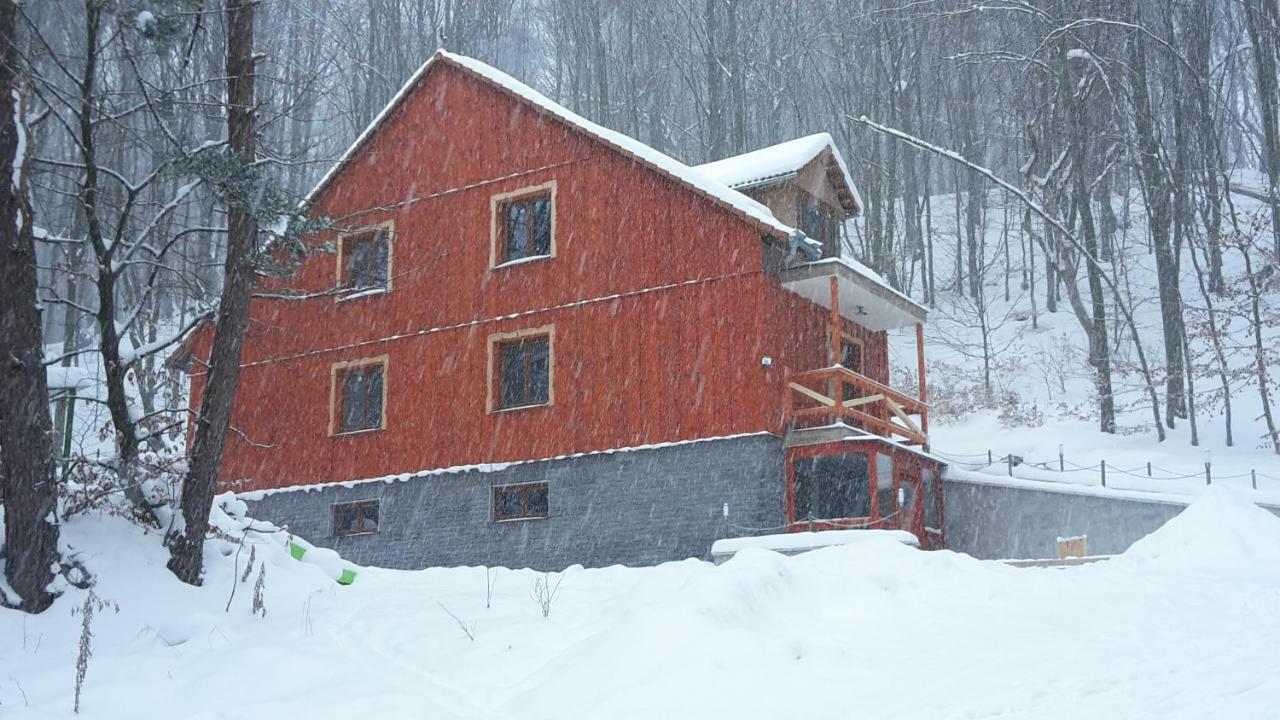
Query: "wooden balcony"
785 364 929 447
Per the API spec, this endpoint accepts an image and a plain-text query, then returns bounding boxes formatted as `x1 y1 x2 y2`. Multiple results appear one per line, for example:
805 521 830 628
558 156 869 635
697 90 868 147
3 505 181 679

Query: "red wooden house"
179 51 944 570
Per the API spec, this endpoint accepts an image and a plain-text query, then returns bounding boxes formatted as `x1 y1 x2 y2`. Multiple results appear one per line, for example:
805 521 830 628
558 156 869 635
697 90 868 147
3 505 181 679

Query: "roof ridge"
303 50 795 240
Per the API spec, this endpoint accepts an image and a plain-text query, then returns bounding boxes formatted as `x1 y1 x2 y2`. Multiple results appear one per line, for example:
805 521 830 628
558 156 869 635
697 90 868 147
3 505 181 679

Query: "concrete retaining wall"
241 434 786 571
943 475 1280 559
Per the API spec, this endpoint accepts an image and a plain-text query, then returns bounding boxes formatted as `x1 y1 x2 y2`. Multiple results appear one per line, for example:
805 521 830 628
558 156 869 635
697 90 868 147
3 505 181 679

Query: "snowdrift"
2 490 1279 719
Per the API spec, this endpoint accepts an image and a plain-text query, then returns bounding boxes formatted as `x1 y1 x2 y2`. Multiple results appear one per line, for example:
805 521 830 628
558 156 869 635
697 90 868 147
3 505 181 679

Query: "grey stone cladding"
241 433 786 570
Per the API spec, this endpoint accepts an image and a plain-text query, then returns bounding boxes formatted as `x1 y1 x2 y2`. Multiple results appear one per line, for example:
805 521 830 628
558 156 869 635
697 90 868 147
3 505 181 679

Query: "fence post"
1146 462 1152 477
1203 449 1212 486
1058 443 1064 472
1100 459 1106 488
1252 469 1258 490
1007 454 1013 477
988 449 993 466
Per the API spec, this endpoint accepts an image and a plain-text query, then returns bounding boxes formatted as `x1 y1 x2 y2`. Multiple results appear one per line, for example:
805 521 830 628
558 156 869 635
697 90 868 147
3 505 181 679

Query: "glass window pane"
360 502 379 532
527 338 549 404
923 470 938 528
365 368 384 429
531 196 551 256
505 201 529 261
342 371 365 432
372 233 389 287
500 342 525 407
497 487 523 518
335 505 357 534
348 239 371 288
797 453 870 521
527 484 549 516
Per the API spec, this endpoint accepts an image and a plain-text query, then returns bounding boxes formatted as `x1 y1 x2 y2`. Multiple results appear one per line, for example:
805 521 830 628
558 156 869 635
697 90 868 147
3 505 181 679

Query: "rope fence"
933 444 1280 494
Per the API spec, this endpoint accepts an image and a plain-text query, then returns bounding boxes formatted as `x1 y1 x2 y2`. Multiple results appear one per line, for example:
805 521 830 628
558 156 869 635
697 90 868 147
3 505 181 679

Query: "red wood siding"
187 61 901 494
191 62 808 493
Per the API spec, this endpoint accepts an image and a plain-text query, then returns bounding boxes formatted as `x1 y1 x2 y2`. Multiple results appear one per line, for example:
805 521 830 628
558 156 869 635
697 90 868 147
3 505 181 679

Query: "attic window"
339 225 391 297
491 182 556 267
800 194 839 257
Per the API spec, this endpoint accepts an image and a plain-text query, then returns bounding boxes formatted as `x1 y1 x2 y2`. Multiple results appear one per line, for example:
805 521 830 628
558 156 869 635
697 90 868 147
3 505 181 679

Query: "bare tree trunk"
1243 0 1280 255
1241 247 1280 453
168 0 259 584
1129 26 1187 426
0 0 59 613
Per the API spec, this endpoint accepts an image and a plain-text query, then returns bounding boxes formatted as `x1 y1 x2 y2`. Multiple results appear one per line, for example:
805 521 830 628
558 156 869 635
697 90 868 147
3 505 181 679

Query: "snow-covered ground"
3 488 1279 719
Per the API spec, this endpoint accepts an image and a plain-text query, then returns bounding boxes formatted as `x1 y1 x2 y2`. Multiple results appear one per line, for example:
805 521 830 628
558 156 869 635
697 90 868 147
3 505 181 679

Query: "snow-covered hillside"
878 188 1280 496
3 488 1279 719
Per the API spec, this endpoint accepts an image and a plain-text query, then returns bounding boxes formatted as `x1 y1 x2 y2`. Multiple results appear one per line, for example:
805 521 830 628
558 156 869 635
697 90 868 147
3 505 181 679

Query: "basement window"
333 499 379 537
493 482 550 521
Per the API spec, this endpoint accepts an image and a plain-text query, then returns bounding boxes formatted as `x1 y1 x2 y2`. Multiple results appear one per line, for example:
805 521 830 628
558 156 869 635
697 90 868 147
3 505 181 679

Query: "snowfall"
1 487 1277 719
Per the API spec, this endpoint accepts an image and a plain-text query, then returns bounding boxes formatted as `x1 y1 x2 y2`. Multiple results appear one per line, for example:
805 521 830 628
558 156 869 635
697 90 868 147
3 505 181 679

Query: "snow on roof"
304 51 792 238
693 133 864 214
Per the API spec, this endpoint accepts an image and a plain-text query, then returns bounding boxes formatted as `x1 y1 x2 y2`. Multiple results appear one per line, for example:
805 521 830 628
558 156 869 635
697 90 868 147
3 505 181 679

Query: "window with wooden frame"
330 356 388 435
800 193 840 257
488 327 554 412
839 334 864 373
333 499 379 536
491 182 555 267
839 334 865 404
493 482 549 521
337 224 392 297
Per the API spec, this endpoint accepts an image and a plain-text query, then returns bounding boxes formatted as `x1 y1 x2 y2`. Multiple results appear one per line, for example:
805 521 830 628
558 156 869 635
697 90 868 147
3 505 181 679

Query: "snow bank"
1117 485 1280 570
4 500 1280 718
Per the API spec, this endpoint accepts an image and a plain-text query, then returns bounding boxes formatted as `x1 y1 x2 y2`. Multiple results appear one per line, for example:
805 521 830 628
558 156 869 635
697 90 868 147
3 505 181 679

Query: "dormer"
694 133 862 258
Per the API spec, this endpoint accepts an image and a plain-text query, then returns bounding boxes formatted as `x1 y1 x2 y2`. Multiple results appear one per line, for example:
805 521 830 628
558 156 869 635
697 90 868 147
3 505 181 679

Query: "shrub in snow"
530 572 563 618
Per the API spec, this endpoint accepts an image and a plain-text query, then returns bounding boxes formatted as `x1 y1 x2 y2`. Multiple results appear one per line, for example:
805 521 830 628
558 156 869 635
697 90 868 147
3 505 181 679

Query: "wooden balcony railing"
784 365 929 446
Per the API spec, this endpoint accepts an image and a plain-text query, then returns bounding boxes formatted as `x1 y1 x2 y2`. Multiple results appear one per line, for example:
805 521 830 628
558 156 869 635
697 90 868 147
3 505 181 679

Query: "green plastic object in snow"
289 542 307 560
338 569 358 585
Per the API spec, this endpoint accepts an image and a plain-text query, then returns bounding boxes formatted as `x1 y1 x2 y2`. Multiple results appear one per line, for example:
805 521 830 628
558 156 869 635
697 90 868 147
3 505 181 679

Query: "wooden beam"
842 393 883 409
789 382 834 407
885 397 922 435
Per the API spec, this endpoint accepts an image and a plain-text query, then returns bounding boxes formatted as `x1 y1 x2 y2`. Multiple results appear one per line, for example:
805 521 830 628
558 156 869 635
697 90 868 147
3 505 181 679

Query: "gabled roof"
304 51 793 240
694 133 863 216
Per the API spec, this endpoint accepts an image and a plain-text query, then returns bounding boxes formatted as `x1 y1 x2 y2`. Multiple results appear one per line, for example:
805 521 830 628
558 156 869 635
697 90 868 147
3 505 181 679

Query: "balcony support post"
829 276 841 424
916 322 929 447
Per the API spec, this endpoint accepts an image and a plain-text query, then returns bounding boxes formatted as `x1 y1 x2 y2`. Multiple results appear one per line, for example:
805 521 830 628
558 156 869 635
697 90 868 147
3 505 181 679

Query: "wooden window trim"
335 220 395 302
492 481 550 522
332 498 380 537
489 180 557 269
329 355 389 436
486 325 555 414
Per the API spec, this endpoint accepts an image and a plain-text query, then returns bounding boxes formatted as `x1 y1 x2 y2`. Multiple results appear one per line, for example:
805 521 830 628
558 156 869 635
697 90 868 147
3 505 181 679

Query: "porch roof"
779 257 926 331
784 423 947 466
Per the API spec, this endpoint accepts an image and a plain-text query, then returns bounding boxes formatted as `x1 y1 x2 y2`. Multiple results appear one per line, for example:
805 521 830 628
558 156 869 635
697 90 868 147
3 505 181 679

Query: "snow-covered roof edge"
694 133 864 215
302 51 794 240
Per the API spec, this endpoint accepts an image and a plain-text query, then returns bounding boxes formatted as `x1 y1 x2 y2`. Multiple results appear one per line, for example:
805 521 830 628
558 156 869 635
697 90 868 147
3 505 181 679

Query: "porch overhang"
779 257 926 331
